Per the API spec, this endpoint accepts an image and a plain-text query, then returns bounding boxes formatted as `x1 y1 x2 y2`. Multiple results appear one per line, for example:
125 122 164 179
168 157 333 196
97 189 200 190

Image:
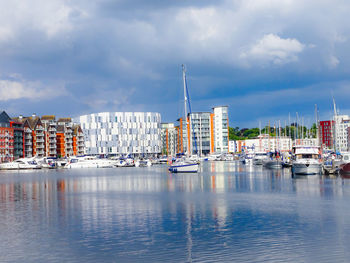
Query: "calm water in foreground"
1 161 350 262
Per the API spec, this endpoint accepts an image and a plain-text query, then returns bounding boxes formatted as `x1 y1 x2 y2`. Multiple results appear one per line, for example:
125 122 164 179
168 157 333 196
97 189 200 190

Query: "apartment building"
41 115 57 157
0 111 14 162
334 115 350 152
319 120 334 149
235 135 293 153
161 123 178 156
75 112 161 155
56 118 74 157
174 106 229 155
213 106 229 153
73 124 85 156
188 112 212 155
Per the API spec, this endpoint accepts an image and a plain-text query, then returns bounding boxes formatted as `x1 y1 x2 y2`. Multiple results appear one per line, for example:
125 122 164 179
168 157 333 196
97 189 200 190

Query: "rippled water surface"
1 161 350 262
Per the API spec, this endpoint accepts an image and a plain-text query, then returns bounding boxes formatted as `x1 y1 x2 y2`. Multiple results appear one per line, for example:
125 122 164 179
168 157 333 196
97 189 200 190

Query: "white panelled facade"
213 106 229 153
334 115 350 152
75 112 161 155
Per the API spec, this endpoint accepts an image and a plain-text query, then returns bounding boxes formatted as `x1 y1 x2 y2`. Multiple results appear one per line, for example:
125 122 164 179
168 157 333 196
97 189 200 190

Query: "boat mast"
332 96 337 152
182 64 189 156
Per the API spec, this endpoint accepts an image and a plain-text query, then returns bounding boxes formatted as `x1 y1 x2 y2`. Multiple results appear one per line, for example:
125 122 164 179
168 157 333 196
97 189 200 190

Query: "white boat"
168 65 199 173
263 159 283 169
135 159 152 167
208 153 222 161
35 157 57 169
253 152 268 165
0 158 41 170
168 159 199 173
240 153 254 165
291 146 322 175
64 156 115 169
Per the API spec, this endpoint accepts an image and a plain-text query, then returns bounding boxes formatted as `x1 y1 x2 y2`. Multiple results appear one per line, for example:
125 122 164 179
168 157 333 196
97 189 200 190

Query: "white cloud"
329 55 340 68
0 78 67 101
0 0 76 41
241 34 305 65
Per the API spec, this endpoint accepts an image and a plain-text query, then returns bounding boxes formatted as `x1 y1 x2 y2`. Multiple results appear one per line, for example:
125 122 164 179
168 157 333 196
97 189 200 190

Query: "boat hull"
253 159 264 165
292 163 321 175
168 163 199 173
340 163 350 176
264 160 282 169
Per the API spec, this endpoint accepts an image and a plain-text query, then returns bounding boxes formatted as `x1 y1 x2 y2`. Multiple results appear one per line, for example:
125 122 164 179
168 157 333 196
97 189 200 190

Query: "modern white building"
75 112 162 155
213 106 229 153
188 112 212 155
334 115 350 152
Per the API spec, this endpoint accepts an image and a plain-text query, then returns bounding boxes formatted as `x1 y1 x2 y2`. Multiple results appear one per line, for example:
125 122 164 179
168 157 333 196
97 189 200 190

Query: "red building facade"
320 120 334 149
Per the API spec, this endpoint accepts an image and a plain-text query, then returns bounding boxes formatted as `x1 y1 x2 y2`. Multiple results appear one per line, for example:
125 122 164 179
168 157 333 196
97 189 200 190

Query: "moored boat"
168 159 199 173
0 158 41 170
291 146 322 176
253 152 268 165
339 152 350 176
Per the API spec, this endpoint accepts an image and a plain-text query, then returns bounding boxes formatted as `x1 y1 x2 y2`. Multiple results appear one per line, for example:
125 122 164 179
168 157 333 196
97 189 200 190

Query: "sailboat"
263 121 283 169
168 65 199 173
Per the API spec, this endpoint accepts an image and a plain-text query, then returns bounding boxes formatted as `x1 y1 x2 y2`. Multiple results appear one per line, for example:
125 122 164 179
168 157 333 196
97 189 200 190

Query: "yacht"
253 152 268 165
64 156 115 169
0 158 41 170
168 65 199 173
291 146 322 176
339 152 350 176
263 152 283 169
135 159 152 167
168 158 199 173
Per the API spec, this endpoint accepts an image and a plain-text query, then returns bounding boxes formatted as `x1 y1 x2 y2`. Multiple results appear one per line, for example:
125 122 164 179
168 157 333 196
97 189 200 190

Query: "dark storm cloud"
0 0 350 126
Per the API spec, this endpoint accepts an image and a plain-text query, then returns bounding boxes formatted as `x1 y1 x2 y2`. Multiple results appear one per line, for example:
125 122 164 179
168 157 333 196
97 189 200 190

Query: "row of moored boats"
0 156 155 170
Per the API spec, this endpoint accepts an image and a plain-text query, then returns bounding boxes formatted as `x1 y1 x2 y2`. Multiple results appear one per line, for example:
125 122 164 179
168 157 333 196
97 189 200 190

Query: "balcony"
49 127 56 132
37 150 44 155
49 150 56 155
25 135 32 140
25 147 32 152
50 139 57 143
36 126 44 131
49 133 56 138
36 138 44 143
36 144 44 149
49 145 57 149
25 142 32 146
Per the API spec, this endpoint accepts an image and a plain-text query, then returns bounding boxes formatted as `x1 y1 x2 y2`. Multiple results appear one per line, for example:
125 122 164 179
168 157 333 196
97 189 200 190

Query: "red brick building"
0 111 14 162
319 120 334 149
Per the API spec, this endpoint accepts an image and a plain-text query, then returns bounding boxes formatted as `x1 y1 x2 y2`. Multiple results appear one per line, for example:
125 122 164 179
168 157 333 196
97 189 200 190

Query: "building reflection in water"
0 164 350 262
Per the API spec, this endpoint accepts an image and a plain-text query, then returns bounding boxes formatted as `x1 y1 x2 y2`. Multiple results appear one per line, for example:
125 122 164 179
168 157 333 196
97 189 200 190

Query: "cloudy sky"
0 0 349 127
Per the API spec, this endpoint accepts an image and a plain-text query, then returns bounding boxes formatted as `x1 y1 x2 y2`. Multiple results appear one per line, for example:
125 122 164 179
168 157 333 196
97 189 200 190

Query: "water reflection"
0 163 350 262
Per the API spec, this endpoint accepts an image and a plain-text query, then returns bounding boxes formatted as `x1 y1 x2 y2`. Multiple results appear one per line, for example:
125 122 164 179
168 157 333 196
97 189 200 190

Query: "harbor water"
1 162 350 262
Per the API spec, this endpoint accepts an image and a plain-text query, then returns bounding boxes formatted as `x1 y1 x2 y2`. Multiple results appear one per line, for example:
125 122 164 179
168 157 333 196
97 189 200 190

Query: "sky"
0 0 350 128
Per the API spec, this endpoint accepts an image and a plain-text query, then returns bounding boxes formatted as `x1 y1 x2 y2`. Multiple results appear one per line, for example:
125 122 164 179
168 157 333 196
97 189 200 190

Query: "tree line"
229 123 318 141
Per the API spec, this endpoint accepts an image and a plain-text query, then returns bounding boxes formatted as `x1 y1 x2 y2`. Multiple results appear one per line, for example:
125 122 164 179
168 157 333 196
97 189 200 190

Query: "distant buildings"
161 106 229 156
319 120 334 149
161 123 178 156
75 112 162 155
334 115 350 152
0 111 84 162
0 111 16 162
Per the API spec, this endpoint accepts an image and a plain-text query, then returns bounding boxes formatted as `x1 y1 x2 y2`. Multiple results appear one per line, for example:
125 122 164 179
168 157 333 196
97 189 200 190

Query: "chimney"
19 115 23 120
32 113 36 118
